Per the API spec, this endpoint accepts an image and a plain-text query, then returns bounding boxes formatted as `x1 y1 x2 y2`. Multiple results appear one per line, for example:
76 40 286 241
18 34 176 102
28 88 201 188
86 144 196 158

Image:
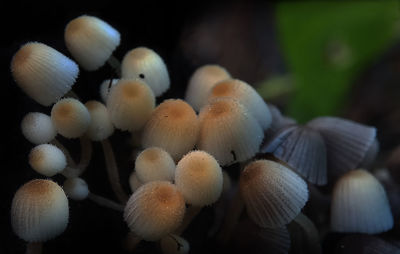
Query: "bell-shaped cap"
135 147 175 183
21 112 57 144
29 144 66 177
85 100 114 141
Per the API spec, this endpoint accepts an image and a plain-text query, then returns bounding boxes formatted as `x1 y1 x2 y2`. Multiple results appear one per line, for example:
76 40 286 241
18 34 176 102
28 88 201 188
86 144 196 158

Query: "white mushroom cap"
11 42 79 106
331 169 393 234
141 99 199 161
135 147 175 183
65 15 120 71
107 79 155 132
160 234 190 254
21 112 57 144
128 171 143 193
124 181 186 241
29 144 66 177
11 179 69 242
208 79 272 130
197 98 264 166
175 151 223 206
51 98 91 138
99 79 119 103
84 100 114 141
121 47 170 97
63 177 89 200
185 64 231 112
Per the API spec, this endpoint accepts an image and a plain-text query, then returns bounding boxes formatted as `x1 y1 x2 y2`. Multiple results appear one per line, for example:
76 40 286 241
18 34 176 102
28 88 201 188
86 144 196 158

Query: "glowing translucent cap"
29 144 66 177
124 181 186 241
107 79 155 132
135 147 175 183
142 99 199 161
11 42 79 106
185 64 231 111
63 177 89 200
85 100 114 141
121 47 170 96
99 79 119 103
11 179 69 242
51 98 91 138
331 169 393 234
197 98 264 165
21 112 57 144
65 15 120 71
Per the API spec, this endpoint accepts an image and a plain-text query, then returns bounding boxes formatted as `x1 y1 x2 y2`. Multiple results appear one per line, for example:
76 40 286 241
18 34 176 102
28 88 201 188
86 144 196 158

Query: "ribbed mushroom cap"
63 177 89 200
141 99 199 161
11 179 69 242
21 112 57 144
175 151 223 206
331 169 393 234
121 47 170 96
107 79 155 132
124 181 186 241
99 79 119 103
185 64 231 111
160 234 190 254
29 144 66 177
128 172 143 193
266 103 296 138
65 15 120 71
239 160 308 228
84 100 114 141
197 98 264 166
208 79 272 130
135 147 175 183
11 42 79 106
51 98 91 138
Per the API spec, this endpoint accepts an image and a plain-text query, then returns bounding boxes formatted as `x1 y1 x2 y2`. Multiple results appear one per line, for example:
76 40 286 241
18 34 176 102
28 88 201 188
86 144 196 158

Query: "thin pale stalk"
88 192 124 212
51 138 76 167
26 242 42 254
57 137 92 178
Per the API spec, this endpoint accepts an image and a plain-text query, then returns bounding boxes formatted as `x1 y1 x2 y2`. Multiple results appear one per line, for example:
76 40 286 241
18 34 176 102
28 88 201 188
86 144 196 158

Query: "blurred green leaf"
275 0 400 123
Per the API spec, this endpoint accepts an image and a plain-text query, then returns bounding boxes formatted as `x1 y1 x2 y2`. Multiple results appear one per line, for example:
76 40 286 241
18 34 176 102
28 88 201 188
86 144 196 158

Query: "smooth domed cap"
331 169 393 234
63 177 89 200
11 42 79 106
107 79 155 132
85 100 114 141
128 171 143 193
29 144 66 177
208 79 272 130
11 179 69 242
239 160 309 228
160 234 190 254
197 98 264 166
51 98 91 138
99 79 119 103
175 151 223 206
121 47 170 96
135 147 175 183
65 15 120 71
141 99 199 161
185 64 231 111
21 112 57 144
124 181 186 241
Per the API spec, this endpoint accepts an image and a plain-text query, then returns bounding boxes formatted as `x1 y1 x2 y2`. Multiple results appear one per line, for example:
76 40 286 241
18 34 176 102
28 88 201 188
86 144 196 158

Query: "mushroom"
28 144 67 177
84 100 114 141
21 112 57 145
99 78 119 103
160 234 190 254
128 171 143 193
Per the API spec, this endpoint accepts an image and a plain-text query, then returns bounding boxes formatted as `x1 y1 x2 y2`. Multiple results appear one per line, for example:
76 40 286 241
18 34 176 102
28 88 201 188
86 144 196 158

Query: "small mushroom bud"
135 147 175 183
29 144 66 177
65 15 120 71
63 177 89 200
121 47 170 97
84 100 114 141
160 234 190 254
21 112 57 144
11 42 79 106
51 98 91 138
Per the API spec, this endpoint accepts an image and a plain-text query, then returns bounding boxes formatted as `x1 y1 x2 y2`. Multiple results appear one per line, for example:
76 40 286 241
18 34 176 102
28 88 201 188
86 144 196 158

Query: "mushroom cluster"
10 14 396 254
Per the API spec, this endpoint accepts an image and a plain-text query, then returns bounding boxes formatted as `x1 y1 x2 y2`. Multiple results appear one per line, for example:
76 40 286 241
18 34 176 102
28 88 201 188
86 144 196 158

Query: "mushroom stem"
174 205 202 235
101 138 129 203
51 138 77 167
288 213 321 254
107 54 121 76
26 242 42 254
65 90 80 100
57 137 92 178
88 192 124 212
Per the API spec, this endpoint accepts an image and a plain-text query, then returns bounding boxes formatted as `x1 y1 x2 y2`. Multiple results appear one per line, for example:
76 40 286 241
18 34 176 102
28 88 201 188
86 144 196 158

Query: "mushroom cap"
121 47 170 97
11 42 79 106
175 150 223 206
65 15 120 71
124 181 186 241
239 160 309 228
135 147 176 183
208 79 272 130
141 99 199 161
128 171 143 193
51 98 91 138
197 98 264 166
63 177 89 200
29 144 66 177
11 179 69 242
107 79 155 132
99 79 119 103
84 100 114 141
185 64 231 111
331 169 393 234
21 112 57 144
